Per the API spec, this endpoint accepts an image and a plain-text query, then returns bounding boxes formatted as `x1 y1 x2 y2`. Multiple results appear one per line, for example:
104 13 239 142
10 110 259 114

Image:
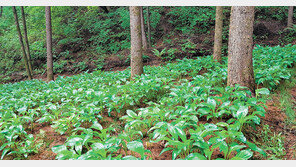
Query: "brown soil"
28 125 67 160
257 88 296 160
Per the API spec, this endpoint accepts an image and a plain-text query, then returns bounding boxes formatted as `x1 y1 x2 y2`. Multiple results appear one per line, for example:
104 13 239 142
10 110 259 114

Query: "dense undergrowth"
0 6 295 83
0 45 295 160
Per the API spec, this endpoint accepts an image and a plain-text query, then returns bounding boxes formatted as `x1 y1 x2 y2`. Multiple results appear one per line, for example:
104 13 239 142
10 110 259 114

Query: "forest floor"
24 60 296 160
2 18 296 160
261 89 296 160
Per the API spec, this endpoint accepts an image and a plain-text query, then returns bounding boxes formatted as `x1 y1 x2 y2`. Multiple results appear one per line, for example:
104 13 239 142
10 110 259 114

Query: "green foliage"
255 6 293 22
252 125 286 160
152 47 179 61
0 6 294 79
0 5 295 159
167 7 215 34
253 44 296 89
1 45 293 160
278 26 296 46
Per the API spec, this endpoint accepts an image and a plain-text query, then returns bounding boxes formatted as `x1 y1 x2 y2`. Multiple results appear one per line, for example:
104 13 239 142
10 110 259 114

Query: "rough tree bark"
45 6 54 82
287 6 294 28
227 6 255 94
21 6 33 75
130 6 143 78
213 6 223 63
146 6 152 47
140 7 148 51
12 6 32 80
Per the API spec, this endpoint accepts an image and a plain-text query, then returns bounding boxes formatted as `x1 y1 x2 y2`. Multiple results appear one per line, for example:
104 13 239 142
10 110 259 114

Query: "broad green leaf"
1 148 10 160
185 153 207 160
91 143 105 151
159 147 173 156
52 145 67 153
126 110 137 118
246 141 266 157
231 150 253 160
256 88 270 96
127 141 145 157
91 122 103 131
122 155 139 160
236 106 248 118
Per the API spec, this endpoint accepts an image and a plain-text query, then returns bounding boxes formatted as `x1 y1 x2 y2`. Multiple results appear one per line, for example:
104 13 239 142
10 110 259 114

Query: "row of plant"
0 45 295 160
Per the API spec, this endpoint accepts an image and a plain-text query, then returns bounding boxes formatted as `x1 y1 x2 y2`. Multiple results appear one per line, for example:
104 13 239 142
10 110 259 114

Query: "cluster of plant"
253 44 296 89
255 7 295 22
1 6 295 81
0 45 294 160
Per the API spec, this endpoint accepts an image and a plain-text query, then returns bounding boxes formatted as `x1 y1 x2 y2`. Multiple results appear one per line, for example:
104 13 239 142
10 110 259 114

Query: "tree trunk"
106 6 111 12
213 6 223 63
287 6 294 28
140 6 148 51
130 6 143 78
12 6 32 80
21 6 33 76
0 6 3 17
45 6 54 82
99 6 109 13
146 6 152 47
227 6 255 94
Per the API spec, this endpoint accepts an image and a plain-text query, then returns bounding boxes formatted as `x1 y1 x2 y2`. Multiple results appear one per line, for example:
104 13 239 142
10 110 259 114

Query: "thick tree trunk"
12 6 32 80
130 6 143 78
287 6 294 28
21 6 33 76
146 7 152 47
227 6 255 94
45 6 54 82
140 7 148 51
213 6 223 63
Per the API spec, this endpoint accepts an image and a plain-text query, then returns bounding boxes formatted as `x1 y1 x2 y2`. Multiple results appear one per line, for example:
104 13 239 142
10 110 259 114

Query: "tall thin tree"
45 6 54 81
146 6 152 47
287 6 294 28
129 6 143 78
12 6 32 80
21 6 33 75
0 6 3 18
227 6 255 94
213 6 223 63
140 6 148 51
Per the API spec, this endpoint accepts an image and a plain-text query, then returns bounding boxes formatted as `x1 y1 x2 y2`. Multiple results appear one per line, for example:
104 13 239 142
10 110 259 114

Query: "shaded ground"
259 87 296 160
